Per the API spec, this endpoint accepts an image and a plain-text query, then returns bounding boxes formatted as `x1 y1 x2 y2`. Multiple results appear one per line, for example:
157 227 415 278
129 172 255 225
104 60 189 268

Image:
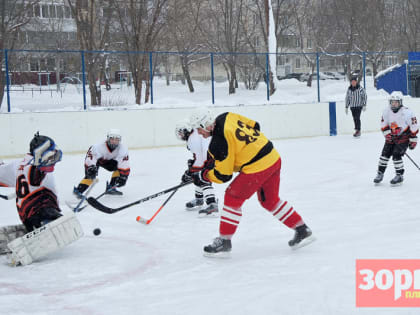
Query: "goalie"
0 132 84 266
73 129 130 197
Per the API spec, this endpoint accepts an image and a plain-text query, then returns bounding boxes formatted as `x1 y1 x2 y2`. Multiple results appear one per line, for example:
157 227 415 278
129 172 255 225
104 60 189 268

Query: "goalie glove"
181 170 193 183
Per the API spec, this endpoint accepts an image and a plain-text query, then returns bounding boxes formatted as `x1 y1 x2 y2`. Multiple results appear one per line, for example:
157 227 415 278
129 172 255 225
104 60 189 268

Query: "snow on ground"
1 132 420 315
1 76 390 112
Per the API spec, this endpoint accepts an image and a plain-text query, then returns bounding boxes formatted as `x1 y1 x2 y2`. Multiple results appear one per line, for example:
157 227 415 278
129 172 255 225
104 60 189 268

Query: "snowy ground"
1 76 390 112
1 132 420 315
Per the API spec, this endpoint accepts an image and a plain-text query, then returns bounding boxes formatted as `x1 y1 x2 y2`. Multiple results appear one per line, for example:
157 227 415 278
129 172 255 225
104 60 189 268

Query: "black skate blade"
203 251 231 259
290 235 316 250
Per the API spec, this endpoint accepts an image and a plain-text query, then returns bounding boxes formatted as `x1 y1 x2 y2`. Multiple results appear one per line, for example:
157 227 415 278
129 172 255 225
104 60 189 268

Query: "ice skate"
185 198 204 211
353 130 361 138
203 237 232 258
289 224 315 250
73 187 84 199
105 187 123 195
373 171 384 185
390 174 403 186
198 202 219 218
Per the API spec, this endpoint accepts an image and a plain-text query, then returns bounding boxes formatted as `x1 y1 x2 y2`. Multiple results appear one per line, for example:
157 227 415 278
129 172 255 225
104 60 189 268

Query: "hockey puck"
93 228 101 236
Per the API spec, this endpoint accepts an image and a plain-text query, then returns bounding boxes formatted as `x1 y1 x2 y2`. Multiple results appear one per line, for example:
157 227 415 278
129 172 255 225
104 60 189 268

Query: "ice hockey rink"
1 131 420 315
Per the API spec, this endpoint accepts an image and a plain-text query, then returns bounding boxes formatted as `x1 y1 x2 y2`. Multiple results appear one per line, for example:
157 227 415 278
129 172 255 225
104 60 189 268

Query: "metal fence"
0 49 411 112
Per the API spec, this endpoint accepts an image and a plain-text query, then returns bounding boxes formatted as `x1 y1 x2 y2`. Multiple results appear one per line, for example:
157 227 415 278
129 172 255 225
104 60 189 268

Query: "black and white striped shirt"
345 84 367 108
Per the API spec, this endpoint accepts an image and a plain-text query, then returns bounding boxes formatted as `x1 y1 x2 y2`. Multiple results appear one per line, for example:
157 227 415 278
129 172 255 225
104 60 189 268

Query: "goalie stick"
0 191 16 200
88 181 193 214
136 188 178 225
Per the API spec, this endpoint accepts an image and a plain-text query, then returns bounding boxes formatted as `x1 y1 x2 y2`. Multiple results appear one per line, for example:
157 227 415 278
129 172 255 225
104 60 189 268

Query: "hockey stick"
405 153 420 170
136 188 178 225
88 180 193 214
0 191 16 200
67 178 99 212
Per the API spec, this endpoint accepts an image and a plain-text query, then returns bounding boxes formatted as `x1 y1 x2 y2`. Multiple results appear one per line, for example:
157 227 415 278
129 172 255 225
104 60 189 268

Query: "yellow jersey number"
235 120 260 144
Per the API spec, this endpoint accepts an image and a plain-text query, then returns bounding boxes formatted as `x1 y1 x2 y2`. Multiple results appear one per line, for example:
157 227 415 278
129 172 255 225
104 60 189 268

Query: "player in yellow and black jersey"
189 108 315 257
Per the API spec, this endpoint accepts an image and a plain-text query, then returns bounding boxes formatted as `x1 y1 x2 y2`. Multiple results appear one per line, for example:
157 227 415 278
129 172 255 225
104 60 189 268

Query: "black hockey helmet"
29 132 54 155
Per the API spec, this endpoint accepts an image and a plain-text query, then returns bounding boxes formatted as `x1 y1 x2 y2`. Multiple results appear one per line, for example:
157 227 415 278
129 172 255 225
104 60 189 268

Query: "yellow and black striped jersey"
206 112 280 184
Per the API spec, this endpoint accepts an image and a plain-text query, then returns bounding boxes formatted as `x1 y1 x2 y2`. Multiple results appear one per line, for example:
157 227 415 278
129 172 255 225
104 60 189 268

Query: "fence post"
80 51 87 110
265 53 270 101
362 52 366 90
5 49 11 112
329 101 337 136
316 52 320 102
149 52 153 104
210 53 215 104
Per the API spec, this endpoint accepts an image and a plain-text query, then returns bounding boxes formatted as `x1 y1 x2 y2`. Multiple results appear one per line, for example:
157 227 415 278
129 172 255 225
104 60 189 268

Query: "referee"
345 76 367 137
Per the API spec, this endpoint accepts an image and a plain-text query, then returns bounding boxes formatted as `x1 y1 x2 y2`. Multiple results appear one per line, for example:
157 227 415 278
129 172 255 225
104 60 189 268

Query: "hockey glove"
192 169 211 187
383 130 393 143
86 165 98 179
409 137 417 150
181 170 193 183
187 159 195 169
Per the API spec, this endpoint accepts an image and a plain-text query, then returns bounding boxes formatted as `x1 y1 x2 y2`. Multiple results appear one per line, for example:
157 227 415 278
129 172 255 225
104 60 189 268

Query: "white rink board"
1 99 420 157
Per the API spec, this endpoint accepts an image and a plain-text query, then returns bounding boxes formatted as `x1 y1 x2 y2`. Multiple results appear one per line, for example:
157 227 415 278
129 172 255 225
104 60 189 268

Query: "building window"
64 6 71 19
49 5 56 18
296 58 301 69
34 4 41 17
307 39 312 49
30 59 39 72
42 4 49 18
296 38 301 48
56 5 64 18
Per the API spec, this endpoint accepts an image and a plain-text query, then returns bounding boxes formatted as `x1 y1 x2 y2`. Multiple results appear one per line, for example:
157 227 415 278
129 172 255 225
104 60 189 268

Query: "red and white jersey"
85 141 130 172
0 159 19 187
187 129 211 169
15 154 59 222
381 106 419 136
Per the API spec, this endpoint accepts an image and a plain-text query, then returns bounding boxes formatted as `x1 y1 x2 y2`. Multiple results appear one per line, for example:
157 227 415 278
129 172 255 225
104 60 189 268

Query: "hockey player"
1 133 83 265
73 129 130 197
373 91 418 185
189 108 314 257
175 119 219 217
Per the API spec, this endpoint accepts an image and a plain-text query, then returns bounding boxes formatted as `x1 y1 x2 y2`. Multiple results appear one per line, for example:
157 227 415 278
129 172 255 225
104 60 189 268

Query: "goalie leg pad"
0 224 27 255
7 213 84 266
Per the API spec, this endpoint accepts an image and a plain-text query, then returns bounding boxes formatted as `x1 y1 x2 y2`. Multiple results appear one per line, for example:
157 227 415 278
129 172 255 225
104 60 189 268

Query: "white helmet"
189 107 215 129
175 119 193 141
389 91 403 113
107 129 122 150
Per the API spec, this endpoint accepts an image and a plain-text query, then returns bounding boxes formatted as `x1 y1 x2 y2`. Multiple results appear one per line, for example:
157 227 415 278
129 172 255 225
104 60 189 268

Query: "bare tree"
198 0 245 94
165 0 206 93
66 0 112 106
0 0 40 109
113 0 168 105
394 0 420 51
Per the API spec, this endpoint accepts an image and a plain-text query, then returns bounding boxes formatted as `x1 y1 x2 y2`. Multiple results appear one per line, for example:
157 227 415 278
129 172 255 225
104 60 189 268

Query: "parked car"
278 73 303 81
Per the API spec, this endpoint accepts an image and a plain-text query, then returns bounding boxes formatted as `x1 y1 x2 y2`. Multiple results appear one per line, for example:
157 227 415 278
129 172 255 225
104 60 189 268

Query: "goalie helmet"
175 120 193 141
29 132 62 171
189 107 215 129
107 129 122 151
389 91 403 113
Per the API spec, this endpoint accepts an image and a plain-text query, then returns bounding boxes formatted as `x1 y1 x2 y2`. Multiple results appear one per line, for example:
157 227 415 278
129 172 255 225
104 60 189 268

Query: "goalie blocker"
7 212 84 266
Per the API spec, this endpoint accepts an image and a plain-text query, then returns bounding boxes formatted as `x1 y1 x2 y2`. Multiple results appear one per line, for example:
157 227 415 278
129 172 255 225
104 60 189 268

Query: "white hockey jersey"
85 141 130 173
15 154 59 222
381 106 418 137
187 129 211 169
0 159 19 187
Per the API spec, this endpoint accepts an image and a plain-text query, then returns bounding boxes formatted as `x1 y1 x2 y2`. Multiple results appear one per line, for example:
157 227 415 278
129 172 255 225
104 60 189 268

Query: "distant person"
188 108 314 257
73 129 130 197
345 76 367 138
373 91 418 185
175 119 219 217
